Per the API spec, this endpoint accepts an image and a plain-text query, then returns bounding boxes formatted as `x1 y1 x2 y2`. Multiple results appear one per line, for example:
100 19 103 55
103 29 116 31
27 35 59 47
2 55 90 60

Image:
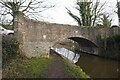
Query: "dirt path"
43 50 65 78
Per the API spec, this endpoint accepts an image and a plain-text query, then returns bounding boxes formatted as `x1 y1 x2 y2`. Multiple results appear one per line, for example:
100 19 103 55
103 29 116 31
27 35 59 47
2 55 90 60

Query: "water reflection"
51 48 80 63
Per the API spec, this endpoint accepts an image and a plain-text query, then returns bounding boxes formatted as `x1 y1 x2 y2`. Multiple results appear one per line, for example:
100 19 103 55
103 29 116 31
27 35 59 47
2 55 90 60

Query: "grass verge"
2 56 53 78
64 58 90 78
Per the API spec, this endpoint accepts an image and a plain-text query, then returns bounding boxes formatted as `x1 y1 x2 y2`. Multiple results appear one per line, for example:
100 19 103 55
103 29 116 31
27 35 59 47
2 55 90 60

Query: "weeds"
64 58 90 78
2 57 53 78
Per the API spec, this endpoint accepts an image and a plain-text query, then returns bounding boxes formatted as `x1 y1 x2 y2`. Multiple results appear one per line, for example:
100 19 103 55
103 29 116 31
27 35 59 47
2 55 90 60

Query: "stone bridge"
15 13 120 58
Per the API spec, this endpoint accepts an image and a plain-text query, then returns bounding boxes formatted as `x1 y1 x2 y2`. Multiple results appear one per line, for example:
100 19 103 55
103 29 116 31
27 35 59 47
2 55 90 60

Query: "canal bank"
48 49 90 78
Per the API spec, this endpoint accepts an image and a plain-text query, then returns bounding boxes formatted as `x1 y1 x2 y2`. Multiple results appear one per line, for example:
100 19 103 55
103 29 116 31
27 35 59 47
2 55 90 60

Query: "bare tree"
66 0 105 27
0 0 54 27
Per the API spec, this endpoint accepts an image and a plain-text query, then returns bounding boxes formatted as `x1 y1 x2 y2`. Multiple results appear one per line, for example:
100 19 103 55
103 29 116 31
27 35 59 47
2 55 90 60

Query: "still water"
52 47 119 78
76 53 120 78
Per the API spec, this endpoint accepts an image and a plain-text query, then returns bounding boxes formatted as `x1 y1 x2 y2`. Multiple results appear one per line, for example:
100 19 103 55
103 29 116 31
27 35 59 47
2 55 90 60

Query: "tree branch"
22 0 32 12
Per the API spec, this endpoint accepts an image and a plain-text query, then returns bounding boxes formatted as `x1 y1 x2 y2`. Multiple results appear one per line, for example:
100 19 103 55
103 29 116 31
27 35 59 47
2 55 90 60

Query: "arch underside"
68 37 98 54
52 37 98 55
68 37 98 48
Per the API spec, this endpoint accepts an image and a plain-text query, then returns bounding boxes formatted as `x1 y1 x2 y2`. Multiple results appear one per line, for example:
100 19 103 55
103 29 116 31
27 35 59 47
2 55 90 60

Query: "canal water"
52 47 119 78
76 52 120 78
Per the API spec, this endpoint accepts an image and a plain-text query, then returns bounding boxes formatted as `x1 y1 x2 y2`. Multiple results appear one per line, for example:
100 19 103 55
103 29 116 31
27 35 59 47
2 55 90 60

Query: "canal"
76 52 120 78
52 47 119 78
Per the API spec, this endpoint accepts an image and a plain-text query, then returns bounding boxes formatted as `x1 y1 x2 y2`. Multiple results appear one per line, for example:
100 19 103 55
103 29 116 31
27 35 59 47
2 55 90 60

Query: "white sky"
0 0 119 26
37 0 119 26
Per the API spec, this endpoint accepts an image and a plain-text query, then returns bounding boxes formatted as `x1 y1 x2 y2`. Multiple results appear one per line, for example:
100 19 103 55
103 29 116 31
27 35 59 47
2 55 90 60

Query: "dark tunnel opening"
68 37 98 54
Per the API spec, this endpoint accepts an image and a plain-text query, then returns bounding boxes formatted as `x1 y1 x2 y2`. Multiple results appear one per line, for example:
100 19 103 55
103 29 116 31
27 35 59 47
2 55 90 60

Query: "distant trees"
101 14 112 27
67 0 106 27
101 14 112 50
0 0 54 27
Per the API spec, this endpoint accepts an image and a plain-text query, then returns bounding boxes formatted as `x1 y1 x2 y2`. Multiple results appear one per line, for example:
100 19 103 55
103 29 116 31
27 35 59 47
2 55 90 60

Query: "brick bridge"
15 13 120 58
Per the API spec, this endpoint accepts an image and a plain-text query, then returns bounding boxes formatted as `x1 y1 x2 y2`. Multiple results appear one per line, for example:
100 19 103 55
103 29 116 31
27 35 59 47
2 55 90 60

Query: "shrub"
96 35 120 60
2 35 19 65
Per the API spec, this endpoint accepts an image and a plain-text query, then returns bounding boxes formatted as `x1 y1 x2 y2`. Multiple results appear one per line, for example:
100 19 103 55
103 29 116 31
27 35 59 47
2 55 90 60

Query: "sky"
0 0 119 26
37 0 119 26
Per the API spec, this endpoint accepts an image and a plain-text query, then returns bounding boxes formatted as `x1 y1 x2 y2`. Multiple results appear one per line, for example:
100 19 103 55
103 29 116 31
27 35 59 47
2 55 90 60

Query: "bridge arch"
67 37 98 55
53 36 98 55
68 37 98 55
68 37 98 48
